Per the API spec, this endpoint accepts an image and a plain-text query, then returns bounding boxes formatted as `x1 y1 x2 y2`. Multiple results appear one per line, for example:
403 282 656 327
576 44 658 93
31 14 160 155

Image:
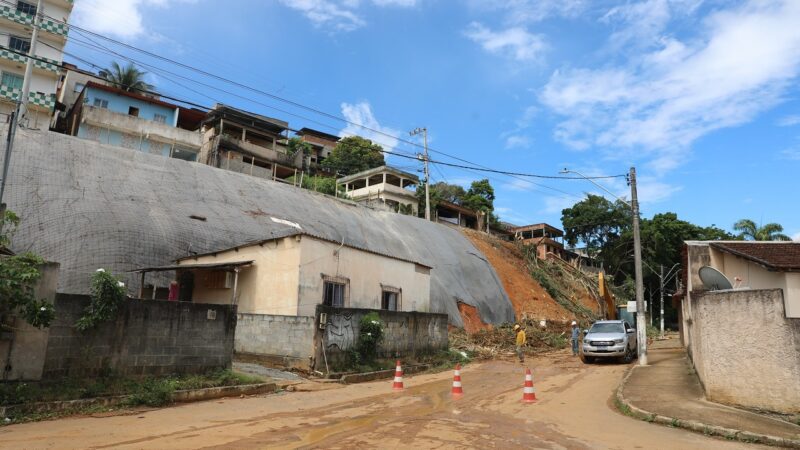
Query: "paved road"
0 352 767 449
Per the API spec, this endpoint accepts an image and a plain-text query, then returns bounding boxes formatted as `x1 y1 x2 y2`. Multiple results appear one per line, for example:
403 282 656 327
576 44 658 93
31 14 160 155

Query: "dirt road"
0 352 765 449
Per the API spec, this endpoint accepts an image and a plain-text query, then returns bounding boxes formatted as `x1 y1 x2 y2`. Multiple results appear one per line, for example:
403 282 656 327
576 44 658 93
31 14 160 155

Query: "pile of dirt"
463 229 601 324
450 320 574 359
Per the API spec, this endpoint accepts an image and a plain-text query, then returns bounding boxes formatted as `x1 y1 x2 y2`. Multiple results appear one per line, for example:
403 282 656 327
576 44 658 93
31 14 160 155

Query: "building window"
16 1 36 15
93 98 108 108
9 36 31 54
171 147 198 162
73 82 85 93
322 275 349 308
1 72 23 91
153 113 167 124
381 288 401 311
128 106 139 117
242 155 271 170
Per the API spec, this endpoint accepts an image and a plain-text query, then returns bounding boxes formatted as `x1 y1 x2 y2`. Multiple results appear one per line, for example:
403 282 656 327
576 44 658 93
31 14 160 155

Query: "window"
9 36 31 54
381 291 399 311
16 1 36 15
1 72 23 91
171 147 198 162
73 83 85 93
93 98 108 108
128 106 139 117
322 275 349 307
153 113 167 124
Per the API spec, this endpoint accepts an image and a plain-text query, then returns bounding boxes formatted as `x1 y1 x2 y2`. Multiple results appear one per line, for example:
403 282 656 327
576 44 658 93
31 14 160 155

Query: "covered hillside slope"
2 127 514 327
463 229 602 324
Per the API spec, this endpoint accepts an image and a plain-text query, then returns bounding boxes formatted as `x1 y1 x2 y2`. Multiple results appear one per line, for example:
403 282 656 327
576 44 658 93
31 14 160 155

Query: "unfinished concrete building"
337 166 419 215
513 223 566 260
198 104 304 183
295 127 338 171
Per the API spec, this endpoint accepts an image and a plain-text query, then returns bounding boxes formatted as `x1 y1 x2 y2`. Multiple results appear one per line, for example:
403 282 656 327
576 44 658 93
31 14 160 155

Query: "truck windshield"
590 323 625 333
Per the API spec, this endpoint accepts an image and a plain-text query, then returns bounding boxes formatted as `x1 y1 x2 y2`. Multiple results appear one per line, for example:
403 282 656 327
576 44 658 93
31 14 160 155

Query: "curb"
339 364 431 384
615 366 800 449
1 383 277 419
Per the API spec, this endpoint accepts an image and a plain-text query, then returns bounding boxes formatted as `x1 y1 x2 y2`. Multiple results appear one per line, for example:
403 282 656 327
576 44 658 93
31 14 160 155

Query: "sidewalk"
620 338 800 447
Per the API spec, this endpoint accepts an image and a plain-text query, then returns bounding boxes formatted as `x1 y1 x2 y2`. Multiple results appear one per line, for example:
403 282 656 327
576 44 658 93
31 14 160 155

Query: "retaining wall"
42 294 236 378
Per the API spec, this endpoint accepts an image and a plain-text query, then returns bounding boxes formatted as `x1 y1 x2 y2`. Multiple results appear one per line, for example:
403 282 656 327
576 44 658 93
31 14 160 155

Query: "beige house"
680 241 800 414
171 230 432 317
337 166 419 215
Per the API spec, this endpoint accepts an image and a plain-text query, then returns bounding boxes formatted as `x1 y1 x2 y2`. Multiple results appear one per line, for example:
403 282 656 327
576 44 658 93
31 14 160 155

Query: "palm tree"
733 219 791 241
99 62 153 93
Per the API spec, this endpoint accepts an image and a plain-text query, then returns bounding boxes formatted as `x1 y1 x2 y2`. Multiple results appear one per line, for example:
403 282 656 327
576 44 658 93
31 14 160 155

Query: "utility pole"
629 167 647 366
0 0 43 209
409 127 430 221
660 264 665 338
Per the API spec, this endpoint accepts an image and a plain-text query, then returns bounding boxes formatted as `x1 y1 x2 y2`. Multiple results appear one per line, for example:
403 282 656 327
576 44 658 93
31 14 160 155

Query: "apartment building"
0 0 71 129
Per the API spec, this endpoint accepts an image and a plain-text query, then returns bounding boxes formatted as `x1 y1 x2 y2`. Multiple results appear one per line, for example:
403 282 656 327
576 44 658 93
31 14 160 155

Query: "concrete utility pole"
0 0 43 209
629 167 647 366
659 264 664 339
409 127 430 221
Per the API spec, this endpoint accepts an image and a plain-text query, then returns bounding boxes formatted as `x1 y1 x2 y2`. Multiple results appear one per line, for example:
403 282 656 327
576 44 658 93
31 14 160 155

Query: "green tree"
416 181 467 216
75 269 127 331
561 194 630 256
463 179 495 213
320 136 385 176
286 137 313 158
99 62 153 93
733 219 791 241
0 210 54 328
287 174 344 197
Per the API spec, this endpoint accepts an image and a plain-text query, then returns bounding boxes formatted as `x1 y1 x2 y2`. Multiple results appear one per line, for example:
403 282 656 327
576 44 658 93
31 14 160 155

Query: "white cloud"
279 0 417 31
777 115 800 126
543 195 575 214
793 231 800 242
502 179 535 192
464 22 548 62
505 135 531 149
468 0 587 24
72 0 195 39
339 101 402 152
540 0 800 174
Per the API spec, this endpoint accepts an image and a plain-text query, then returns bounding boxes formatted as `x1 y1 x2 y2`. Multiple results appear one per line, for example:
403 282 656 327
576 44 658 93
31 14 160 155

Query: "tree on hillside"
561 194 630 257
320 136 385 176
100 62 153 92
462 179 495 214
733 219 791 241
416 181 467 216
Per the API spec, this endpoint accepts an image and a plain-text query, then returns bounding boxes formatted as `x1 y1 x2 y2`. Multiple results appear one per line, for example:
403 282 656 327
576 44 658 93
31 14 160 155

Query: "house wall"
42 294 236 378
180 237 302 315
316 305 448 370
233 313 315 370
83 87 177 124
0 261 59 381
687 289 800 413
297 236 431 316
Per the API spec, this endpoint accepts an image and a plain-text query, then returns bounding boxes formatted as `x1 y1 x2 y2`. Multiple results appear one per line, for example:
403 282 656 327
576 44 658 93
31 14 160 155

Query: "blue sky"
67 0 800 239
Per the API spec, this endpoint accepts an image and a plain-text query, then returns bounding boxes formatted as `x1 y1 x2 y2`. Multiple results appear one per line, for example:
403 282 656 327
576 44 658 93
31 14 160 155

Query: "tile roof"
709 241 800 272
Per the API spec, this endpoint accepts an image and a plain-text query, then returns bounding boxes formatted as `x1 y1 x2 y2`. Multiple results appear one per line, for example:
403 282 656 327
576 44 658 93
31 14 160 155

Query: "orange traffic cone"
522 368 537 403
451 363 464 397
392 360 404 391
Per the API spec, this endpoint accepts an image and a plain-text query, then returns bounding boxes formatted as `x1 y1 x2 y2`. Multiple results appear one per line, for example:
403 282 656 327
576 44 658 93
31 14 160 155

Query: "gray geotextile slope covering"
3 127 515 326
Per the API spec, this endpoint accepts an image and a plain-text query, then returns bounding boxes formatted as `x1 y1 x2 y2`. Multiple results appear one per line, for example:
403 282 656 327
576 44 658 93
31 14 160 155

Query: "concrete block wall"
688 289 800 414
316 305 448 369
42 294 236 378
234 314 315 370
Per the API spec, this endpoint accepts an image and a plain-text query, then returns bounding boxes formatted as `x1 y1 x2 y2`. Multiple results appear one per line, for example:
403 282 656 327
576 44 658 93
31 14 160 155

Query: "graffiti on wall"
325 311 355 351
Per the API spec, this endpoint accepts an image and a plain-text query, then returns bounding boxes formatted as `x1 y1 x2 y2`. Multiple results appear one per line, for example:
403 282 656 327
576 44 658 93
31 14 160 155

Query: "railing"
0 85 55 109
0 4 69 37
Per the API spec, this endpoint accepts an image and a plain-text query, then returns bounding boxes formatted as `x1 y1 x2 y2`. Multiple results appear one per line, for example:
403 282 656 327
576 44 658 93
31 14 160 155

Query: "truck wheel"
581 355 593 364
622 347 635 363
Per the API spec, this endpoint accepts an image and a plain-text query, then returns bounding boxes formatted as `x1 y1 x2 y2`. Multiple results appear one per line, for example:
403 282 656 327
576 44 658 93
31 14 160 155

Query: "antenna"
698 266 733 291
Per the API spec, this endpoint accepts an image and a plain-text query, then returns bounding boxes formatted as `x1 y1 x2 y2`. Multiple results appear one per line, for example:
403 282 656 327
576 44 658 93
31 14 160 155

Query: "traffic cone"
392 360 404 391
522 368 537 403
451 363 464 397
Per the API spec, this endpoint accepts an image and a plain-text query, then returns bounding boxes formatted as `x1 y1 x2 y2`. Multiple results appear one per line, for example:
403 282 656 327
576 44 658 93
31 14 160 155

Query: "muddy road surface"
0 352 765 449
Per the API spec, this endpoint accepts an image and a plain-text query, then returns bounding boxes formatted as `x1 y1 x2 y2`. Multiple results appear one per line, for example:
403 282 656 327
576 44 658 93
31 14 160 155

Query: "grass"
0 369 264 408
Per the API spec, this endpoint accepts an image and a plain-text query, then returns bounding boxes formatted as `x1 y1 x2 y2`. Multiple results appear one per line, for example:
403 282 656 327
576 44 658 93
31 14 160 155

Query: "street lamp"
409 127 430 221
561 167 648 366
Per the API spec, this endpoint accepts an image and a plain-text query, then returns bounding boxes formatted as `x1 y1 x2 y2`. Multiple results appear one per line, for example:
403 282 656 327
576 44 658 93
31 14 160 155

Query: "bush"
355 312 384 364
125 378 176 407
75 269 126 331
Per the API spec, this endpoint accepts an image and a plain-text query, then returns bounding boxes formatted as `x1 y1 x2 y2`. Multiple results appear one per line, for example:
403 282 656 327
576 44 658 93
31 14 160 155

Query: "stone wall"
234 314 315 370
0 262 60 381
316 305 448 370
688 288 800 413
42 295 236 378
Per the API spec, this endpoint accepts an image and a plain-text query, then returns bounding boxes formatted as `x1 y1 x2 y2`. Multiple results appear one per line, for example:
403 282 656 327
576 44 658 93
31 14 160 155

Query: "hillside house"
512 223 566 260
65 81 204 161
296 127 338 170
337 166 419 215
198 104 303 183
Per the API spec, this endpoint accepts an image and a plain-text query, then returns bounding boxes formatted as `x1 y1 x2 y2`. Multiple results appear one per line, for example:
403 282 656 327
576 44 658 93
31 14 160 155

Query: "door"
178 271 194 302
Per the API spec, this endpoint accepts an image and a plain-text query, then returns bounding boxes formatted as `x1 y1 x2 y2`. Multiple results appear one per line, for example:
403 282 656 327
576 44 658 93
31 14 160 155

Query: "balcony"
0 4 69 37
0 45 60 74
0 85 54 109
81 106 203 149
217 134 302 169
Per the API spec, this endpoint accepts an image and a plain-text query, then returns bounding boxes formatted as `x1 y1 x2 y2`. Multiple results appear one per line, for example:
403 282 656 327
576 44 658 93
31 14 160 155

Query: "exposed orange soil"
463 230 583 322
456 301 493 334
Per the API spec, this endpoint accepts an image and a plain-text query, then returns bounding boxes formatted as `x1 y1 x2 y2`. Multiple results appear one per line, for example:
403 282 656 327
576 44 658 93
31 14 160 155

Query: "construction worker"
570 321 580 356
514 324 526 363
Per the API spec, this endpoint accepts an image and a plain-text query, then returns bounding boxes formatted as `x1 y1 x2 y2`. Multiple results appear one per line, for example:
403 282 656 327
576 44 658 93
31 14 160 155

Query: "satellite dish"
699 266 733 291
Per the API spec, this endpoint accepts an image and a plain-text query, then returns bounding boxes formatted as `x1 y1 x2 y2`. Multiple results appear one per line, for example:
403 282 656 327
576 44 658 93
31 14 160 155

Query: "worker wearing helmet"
570 321 580 356
514 324 526 363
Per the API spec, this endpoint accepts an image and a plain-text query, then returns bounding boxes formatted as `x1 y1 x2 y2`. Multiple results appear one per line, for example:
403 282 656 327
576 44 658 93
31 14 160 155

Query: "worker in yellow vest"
514 324 526 363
